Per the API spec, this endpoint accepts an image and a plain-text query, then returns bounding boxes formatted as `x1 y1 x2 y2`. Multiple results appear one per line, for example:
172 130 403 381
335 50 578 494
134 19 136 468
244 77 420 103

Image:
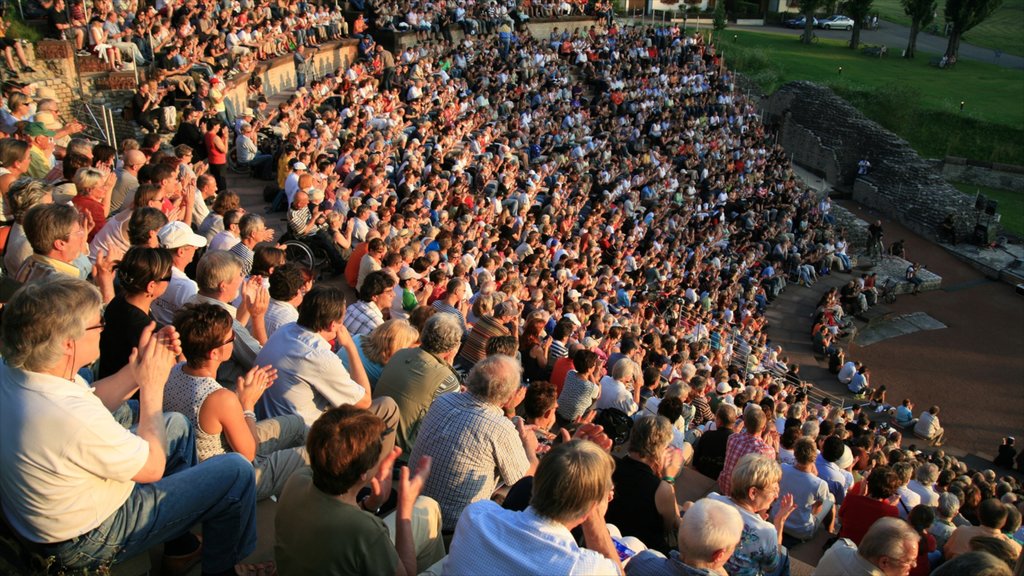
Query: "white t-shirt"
0 364 148 543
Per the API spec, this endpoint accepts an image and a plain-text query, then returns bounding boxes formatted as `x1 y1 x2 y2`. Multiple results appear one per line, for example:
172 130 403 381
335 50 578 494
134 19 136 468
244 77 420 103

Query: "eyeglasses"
160 274 173 282
85 318 106 331
218 333 235 347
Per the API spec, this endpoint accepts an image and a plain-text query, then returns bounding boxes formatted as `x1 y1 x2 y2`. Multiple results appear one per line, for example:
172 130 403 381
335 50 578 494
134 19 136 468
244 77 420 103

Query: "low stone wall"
939 157 1024 193
762 81 977 242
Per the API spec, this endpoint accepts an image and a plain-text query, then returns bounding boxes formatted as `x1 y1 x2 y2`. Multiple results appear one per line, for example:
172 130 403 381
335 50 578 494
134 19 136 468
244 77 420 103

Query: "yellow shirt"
28 146 53 180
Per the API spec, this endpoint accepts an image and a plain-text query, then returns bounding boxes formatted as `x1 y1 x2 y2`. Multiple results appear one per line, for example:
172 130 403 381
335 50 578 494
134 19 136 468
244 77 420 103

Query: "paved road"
752 21 1024 69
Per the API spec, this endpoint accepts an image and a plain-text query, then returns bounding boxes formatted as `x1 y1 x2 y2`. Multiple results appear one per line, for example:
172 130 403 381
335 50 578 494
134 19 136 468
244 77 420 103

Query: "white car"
819 15 855 30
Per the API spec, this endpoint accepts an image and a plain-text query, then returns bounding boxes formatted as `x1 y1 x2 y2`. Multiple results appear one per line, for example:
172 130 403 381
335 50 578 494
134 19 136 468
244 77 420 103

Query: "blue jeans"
38 413 258 573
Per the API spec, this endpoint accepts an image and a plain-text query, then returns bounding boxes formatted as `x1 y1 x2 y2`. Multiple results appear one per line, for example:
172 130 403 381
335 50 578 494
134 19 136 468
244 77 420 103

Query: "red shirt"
549 356 575 396
344 242 369 288
71 195 106 242
838 493 899 545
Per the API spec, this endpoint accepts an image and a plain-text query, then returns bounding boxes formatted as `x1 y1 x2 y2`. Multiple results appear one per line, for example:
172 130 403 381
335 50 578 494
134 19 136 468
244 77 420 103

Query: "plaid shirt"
717 431 775 496
343 300 383 337
409 392 530 532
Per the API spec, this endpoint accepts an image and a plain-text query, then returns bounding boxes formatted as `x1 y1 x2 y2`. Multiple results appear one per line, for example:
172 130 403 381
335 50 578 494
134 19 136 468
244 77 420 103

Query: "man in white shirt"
444 439 622 576
152 221 205 325
594 356 641 416
263 262 307 338
255 284 398 454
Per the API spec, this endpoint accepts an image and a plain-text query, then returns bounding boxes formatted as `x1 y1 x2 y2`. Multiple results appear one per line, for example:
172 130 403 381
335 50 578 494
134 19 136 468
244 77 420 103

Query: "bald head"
124 150 146 174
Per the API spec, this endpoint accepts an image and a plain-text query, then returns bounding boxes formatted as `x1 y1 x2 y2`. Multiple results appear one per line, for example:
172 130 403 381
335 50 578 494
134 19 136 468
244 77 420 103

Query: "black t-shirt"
693 427 734 481
98 295 154 379
47 8 69 38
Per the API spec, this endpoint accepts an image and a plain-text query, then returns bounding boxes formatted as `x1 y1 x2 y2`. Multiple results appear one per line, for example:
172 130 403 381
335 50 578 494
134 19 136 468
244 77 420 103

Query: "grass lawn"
951 182 1024 236
871 0 1024 57
720 29 1024 164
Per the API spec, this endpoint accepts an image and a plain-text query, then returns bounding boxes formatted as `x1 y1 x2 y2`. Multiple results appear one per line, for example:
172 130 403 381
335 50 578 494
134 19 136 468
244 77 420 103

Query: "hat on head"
242 107 254 117
25 122 56 138
716 381 731 394
563 312 582 328
158 221 208 249
567 289 581 301
398 265 422 281
293 162 308 171
210 77 222 85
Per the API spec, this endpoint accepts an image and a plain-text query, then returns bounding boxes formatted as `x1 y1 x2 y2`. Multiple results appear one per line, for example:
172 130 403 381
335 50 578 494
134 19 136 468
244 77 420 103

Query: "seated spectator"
151 221 205 326
0 277 256 575
199 191 241 242
709 454 795 576
337 318 419 389
255 283 400 450
816 435 855 506
814 517 920 576
374 313 463 453
70 167 115 241
410 354 538 534
605 414 684 553
208 208 244 252
235 122 275 179
625 497 744 576
907 462 940 508
556 349 604 429
263 262 312 338
286 189 349 273
693 403 738 481
98 246 173 378
274 405 445 575
343 269 395 337
15 203 112 302
894 461 922 519
838 465 901 545
188 250 265 385
913 405 946 446
595 356 643 416
774 437 833 542
944 498 1022 559
229 213 271 276
454 299 515 373
718 404 775 497
2 178 51 276
165 303 308 500
444 439 623 575
895 399 917 429
907 504 939 576
931 492 961 551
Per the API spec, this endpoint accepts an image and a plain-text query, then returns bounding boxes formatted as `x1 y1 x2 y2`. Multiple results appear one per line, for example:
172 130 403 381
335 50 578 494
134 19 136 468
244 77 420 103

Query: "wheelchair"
280 231 333 276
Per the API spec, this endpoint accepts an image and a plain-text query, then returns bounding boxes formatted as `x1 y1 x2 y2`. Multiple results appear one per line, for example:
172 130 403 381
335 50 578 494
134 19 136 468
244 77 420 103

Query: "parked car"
819 15 854 30
784 16 819 28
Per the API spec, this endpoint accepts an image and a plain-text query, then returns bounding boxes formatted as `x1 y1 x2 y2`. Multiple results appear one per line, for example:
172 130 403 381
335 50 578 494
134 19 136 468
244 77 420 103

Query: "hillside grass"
721 29 1024 164
951 181 1024 236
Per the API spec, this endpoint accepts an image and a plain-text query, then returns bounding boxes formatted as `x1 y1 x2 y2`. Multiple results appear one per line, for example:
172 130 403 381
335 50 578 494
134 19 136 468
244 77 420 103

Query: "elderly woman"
710 453 797 576
98 246 174 378
0 277 258 574
338 319 420 388
3 177 52 275
71 167 115 241
605 414 684 553
595 356 643 416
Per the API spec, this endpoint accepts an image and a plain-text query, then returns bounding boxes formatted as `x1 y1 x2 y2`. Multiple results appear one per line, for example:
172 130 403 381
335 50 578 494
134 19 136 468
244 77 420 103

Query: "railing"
74 100 119 153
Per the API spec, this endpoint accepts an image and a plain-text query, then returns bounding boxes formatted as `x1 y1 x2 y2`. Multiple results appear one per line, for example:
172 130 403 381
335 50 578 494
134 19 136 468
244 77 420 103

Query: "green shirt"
275 468 398 576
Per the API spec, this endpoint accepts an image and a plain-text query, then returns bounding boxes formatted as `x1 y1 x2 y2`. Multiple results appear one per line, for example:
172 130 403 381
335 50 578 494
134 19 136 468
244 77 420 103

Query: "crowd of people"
0 1 1022 575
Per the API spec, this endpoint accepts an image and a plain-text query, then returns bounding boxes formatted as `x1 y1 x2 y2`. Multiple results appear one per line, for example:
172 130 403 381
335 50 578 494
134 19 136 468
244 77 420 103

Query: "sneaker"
21 65 36 73
77 49 91 56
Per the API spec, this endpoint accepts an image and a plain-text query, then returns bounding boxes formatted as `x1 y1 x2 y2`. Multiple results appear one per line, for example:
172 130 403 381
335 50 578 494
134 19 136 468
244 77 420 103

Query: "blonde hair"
730 453 782 502
362 319 419 365
532 440 615 523
74 167 105 195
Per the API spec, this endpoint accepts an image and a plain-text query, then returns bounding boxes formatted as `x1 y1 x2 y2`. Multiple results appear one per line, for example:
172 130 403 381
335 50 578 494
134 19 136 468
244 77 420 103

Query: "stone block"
34 40 74 61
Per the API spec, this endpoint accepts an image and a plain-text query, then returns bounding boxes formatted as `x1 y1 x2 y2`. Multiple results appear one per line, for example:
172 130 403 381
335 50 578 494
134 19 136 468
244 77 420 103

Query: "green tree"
943 0 1002 62
799 0 823 43
901 0 936 58
843 0 873 49
713 0 727 32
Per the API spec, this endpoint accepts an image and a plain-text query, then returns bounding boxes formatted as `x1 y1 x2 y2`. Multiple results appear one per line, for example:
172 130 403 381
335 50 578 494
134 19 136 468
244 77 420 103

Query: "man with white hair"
626 498 744 576
813 517 920 576
409 355 538 533
907 462 940 507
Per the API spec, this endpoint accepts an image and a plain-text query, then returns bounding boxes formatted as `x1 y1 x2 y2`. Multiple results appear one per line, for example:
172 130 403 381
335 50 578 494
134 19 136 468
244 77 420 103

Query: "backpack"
593 408 634 446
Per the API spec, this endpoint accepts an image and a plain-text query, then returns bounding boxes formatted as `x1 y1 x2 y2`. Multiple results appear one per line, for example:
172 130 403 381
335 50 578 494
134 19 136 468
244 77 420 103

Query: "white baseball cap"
158 221 207 249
